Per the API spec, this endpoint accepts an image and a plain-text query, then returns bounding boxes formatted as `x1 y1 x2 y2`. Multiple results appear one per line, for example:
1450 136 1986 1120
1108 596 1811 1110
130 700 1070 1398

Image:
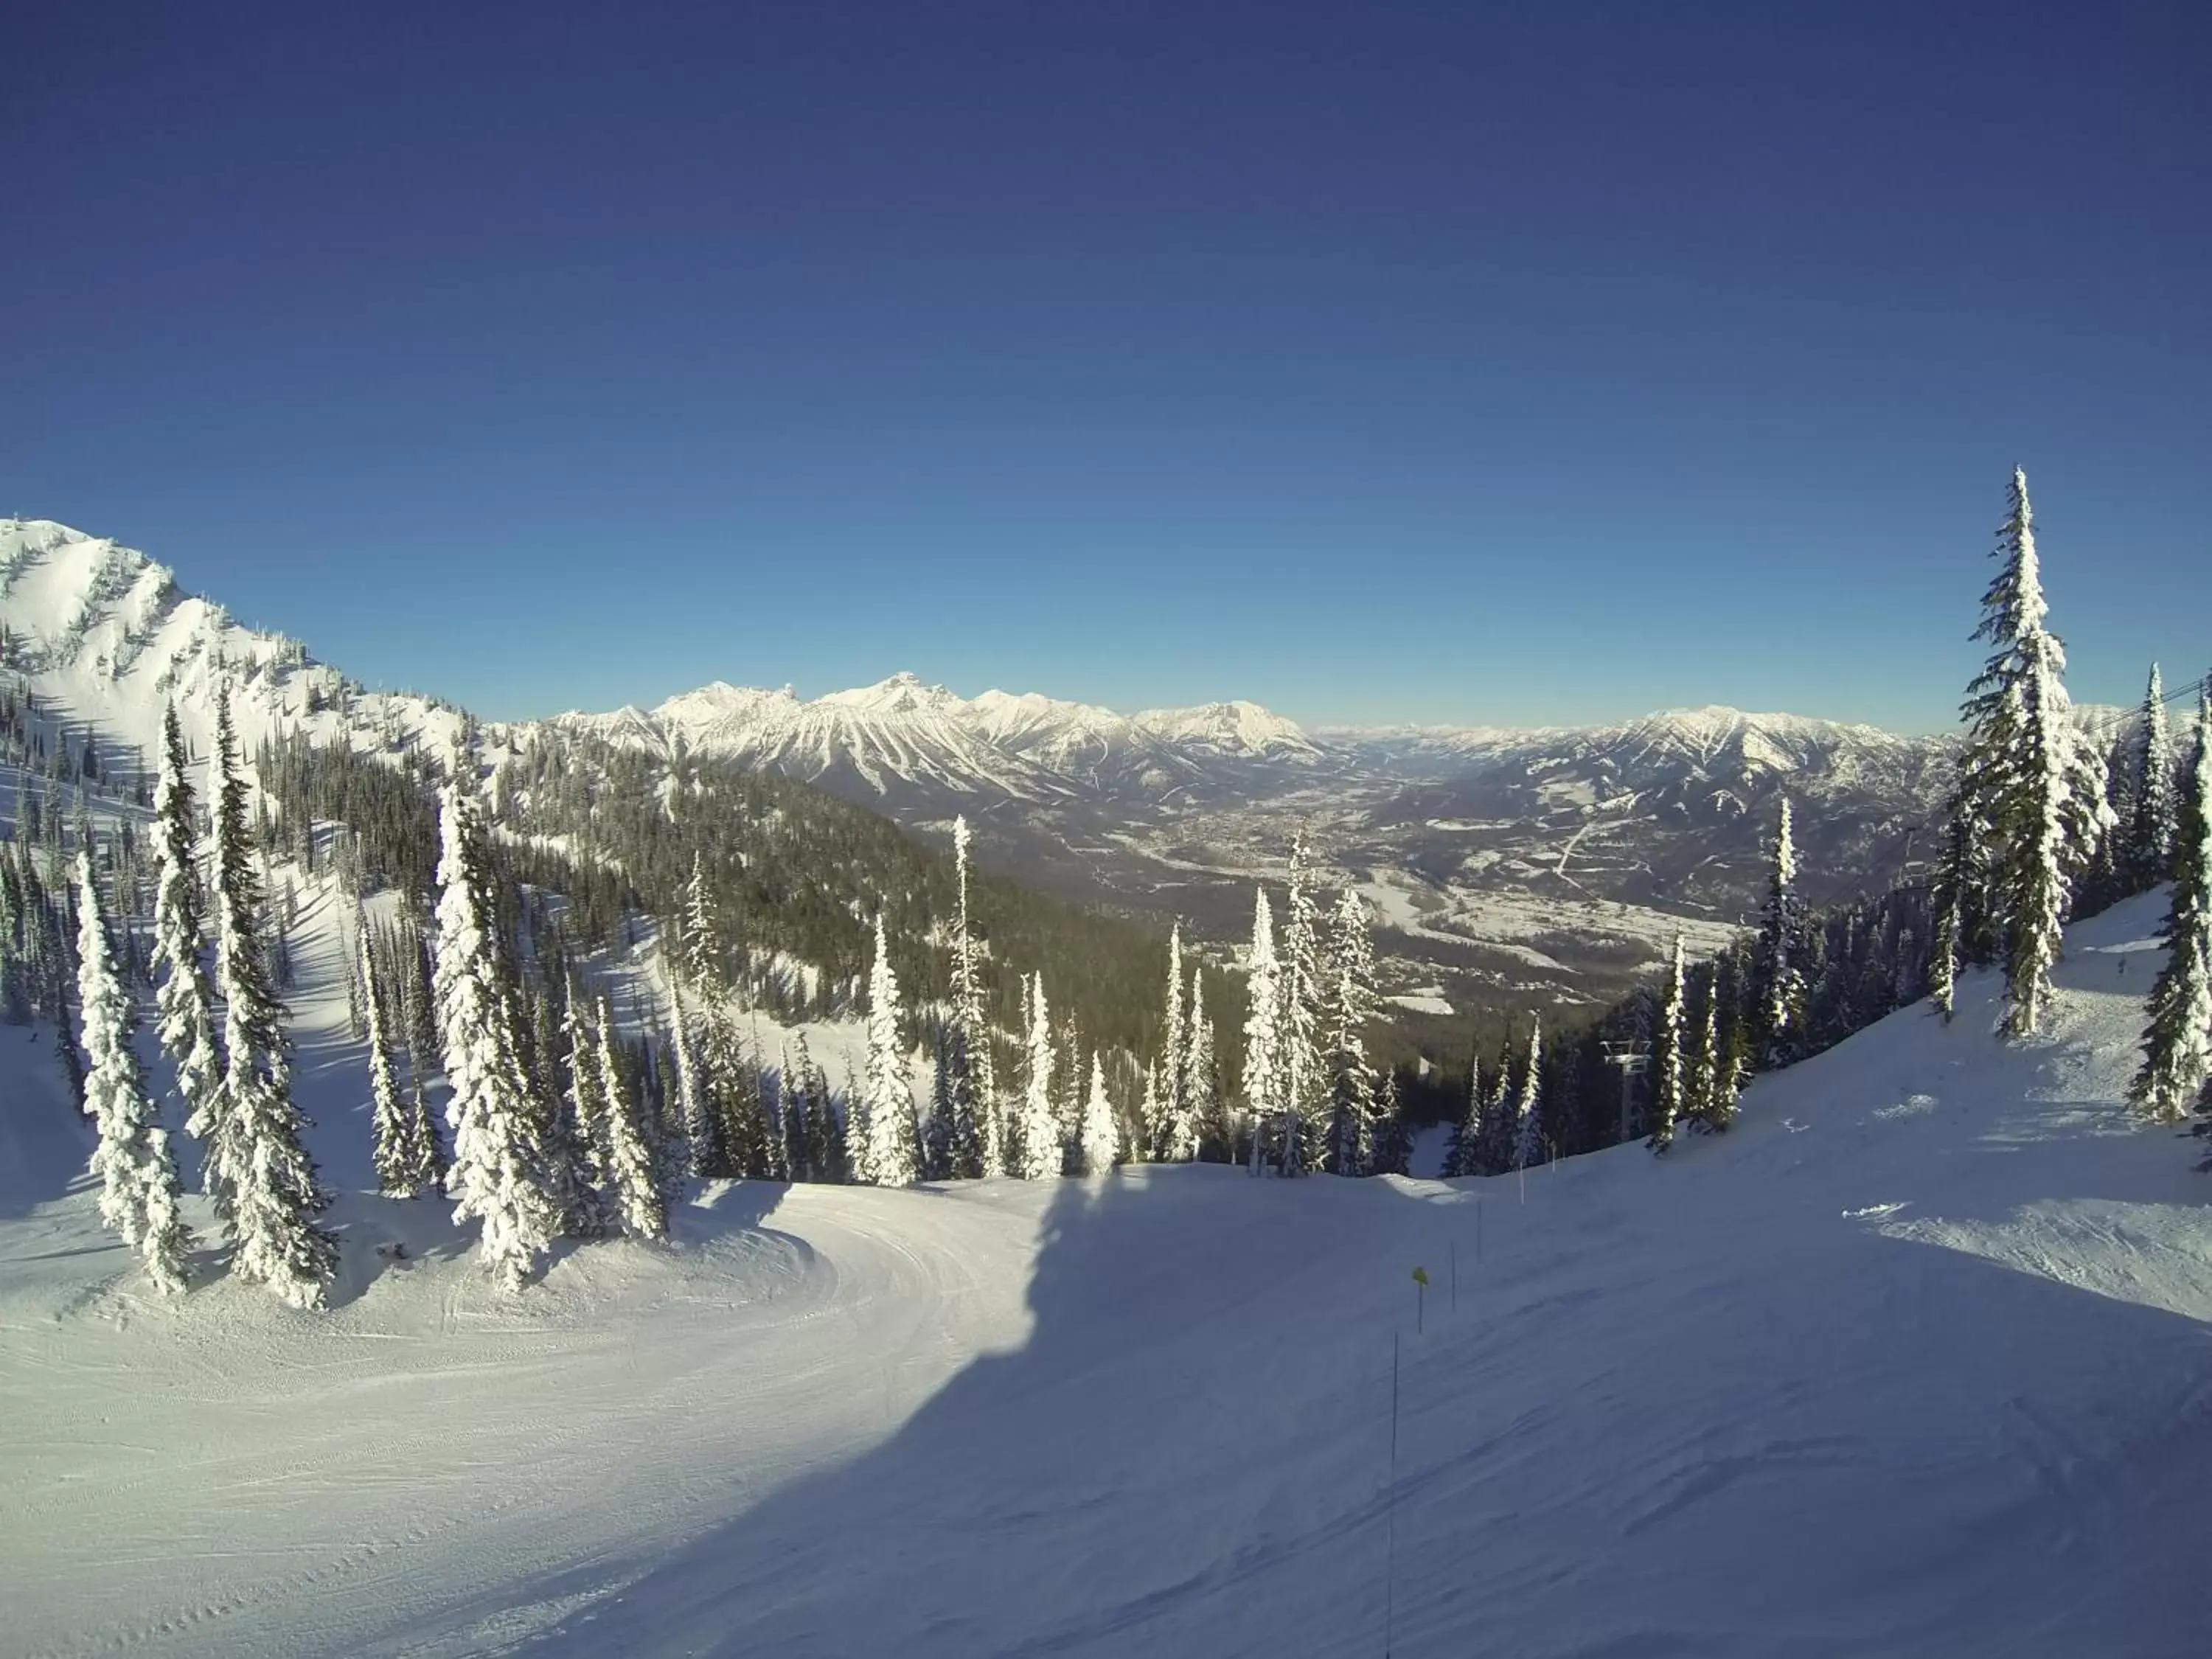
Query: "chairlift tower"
1600 1040 1652 1144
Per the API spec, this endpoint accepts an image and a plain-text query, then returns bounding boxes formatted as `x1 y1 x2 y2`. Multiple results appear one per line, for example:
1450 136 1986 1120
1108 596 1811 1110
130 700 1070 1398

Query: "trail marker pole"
1411 1265 1428 1335
1385 1330 1400 1658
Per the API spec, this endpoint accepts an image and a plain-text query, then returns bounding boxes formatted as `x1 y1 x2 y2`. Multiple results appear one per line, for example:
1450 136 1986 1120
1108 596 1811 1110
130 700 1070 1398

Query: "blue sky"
4 1 2205 731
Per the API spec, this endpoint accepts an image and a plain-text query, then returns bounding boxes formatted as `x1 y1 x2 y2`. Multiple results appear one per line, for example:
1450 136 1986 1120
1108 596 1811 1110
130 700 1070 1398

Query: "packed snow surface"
4 893 2210 1657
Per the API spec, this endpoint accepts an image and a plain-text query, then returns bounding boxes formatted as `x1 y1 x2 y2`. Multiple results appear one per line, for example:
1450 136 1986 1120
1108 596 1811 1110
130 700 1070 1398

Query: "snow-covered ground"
4 891 2209 1657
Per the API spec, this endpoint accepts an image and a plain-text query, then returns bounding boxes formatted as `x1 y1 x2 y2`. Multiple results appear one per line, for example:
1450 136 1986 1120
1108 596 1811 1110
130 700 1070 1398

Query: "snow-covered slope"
0 517 467 781
4 891 2205 1657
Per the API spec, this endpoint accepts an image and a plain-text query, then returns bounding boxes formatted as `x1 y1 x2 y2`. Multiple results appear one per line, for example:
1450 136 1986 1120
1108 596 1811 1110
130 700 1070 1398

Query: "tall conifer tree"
434 746 563 1290
209 693 335 1306
150 702 221 1212
856 914 918 1186
1241 888 1282 1175
1651 935 1687 1150
2129 702 2212 1122
75 850 194 1294
2130 663 2178 887
1960 468 2108 1036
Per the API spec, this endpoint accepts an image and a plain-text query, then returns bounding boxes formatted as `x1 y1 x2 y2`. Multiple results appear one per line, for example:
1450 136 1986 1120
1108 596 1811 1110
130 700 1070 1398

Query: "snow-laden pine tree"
74 850 194 1294
205 695 338 1304
778 1043 812 1182
1510 1018 1545 1170
1077 1053 1119 1175
1279 833 1325 1174
561 992 613 1235
434 749 565 1290
1017 973 1062 1178
856 914 918 1186
1756 798 1806 1063
1186 968 1228 1160
1960 468 2110 1037
1927 782 1988 1024
1477 1039 1520 1175
1441 1055 1485 1178
150 702 222 1214
666 980 714 1178
597 999 667 1239
948 818 991 1178
923 1029 956 1181
1322 888 1379 1175
1650 935 1687 1150
2129 701 2212 1121
1156 922 1190 1161
2130 663 2178 888
1241 888 1282 1175
1696 961 1743 1132
1371 1068 1412 1176
364 919 433 1197
1136 1059 1162 1166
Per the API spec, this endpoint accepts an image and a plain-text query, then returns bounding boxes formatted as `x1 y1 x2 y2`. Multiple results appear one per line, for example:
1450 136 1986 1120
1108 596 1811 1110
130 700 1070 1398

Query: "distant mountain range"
1 515 1969 1028
555 673 1966 1018
555 674 1325 807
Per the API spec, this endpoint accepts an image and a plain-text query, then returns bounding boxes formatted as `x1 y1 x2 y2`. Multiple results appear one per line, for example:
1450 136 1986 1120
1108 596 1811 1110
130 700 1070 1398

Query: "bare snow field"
4 892 2210 1658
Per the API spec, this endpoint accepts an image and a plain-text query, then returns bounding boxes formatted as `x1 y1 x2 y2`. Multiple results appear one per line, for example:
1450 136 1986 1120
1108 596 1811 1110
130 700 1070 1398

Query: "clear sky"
4 1 2206 731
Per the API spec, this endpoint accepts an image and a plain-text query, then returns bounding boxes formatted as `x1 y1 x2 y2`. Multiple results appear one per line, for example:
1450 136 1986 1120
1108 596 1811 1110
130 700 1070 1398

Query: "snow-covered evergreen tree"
1077 1054 1118 1175
206 695 335 1306
1241 888 1282 1175
2129 702 2212 1121
1650 935 1686 1150
150 702 221 1214
434 748 563 1290
1927 785 1980 1023
1322 888 1379 1175
1017 973 1062 1178
2130 662 2178 888
779 1043 812 1183
74 850 193 1295
1136 1059 1162 1166
1961 468 2109 1037
1186 967 1226 1160
667 979 714 1178
855 914 917 1186
1510 1018 1545 1170
1157 922 1191 1161
1756 799 1806 1062
923 1028 956 1181
949 817 990 1178
1697 958 1744 1133
597 998 667 1239
1441 1054 1484 1179
1477 1037 1520 1175
561 992 613 1235
1371 1068 1412 1177
1279 833 1325 1174
364 918 434 1197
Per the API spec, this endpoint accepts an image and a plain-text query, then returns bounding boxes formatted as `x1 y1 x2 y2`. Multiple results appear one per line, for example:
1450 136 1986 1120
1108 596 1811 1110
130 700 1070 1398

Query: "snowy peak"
561 676 1321 805
1132 699 1317 758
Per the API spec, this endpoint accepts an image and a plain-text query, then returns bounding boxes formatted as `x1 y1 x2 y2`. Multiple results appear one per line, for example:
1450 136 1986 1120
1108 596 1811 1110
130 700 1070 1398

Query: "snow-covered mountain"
0 518 466 776
563 678 1950 832
556 673 1331 807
